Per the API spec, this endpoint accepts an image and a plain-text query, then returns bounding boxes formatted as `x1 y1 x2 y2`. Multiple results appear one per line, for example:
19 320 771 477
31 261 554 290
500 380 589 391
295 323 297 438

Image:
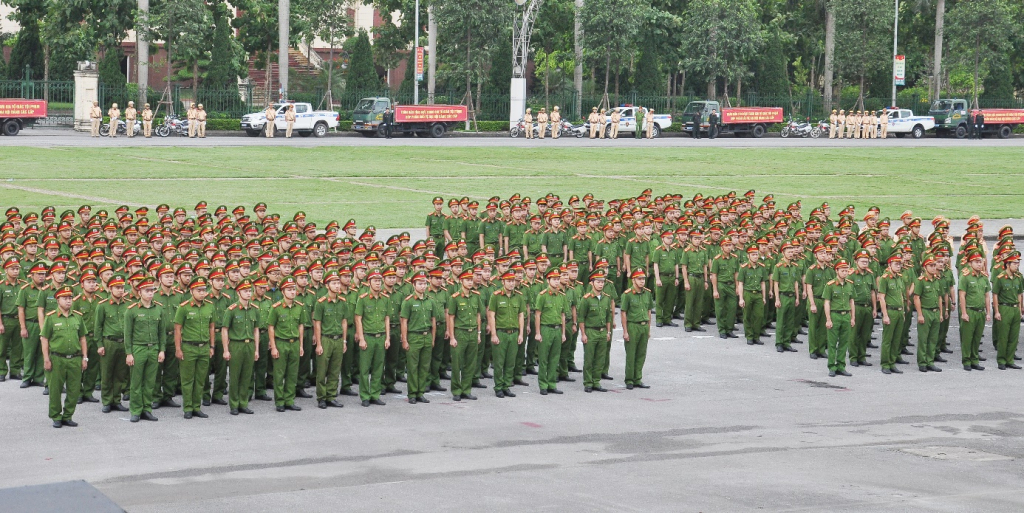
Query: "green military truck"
929 98 1024 139
351 97 467 138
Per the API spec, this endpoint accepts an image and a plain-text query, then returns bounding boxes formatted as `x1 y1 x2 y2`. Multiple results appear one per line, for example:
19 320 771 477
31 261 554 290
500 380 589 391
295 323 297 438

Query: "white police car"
884 108 935 139
241 102 339 138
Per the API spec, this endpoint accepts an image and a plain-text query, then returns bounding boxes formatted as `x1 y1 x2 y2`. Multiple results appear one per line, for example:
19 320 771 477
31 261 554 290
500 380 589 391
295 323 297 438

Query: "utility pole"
414 0 419 105
279 0 289 101
428 5 436 104
137 0 149 107
510 0 541 128
891 0 899 108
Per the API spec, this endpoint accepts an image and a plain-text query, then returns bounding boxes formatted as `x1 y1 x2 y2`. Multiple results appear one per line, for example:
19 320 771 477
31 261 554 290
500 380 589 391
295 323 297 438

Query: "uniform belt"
967 307 985 312
323 334 343 340
364 332 385 337
688 272 703 277
541 323 561 328
745 291 762 295
182 340 208 346
1003 303 1020 307
886 306 903 311
50 352 81 359
628 320 649 325
411 330 430 336
923 307 939 312
814 296 824 300
496 328 518 333
832 310 850 314
855 302 871 307
104 336 124 342
277 338 298 343
586 326 607 331
230 338 254 343
133 343 158 347
780 292 796 297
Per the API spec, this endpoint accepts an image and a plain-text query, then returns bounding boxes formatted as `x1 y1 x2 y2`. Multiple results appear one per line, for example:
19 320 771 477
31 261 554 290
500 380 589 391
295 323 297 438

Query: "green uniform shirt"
620 287 654 323
448 289 484 330
849 269 876 305
487 289 526 330
534 288 567 326
71 292 100 336
124 302 168 354
355 292 390 334
503 222 528 250
426 212 446 239
400 293 435 332
312 297 347 337
681 246 708 277
41 310 87 355
878 271 907 309
822 279 855 312
16 282 43 322
481 218 505 246
625 237 651 271
523 230 545 257
913 275 942 309
174 299 216 343
157 288 183 333
223 301 261 341
803 264 834 299
651 246 678 276
710 253 740 285
992 271 1024 306
444 215 465 240
577 291 613 328
570 235 593 264
542 230 568 257
268 300 308 341
958 270 990 309
0 277 22 319
737 262 768 292
254 294 273 329
95 297 129 346
772 260 800 293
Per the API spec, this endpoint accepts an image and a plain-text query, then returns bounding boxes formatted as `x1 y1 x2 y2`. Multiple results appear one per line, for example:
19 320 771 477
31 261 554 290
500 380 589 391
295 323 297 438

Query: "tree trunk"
574 0 584 119
266 44 273 103
972 37 980 109
736 75 742 107
823 2 836 111
465 27 472 130
326 32 335 109
428 4 437 104
192 60 199 100
603 52 610 97
932 0 945 101
43 45 50 103
857 73 865 111
614 67 619 105
544 49 550 110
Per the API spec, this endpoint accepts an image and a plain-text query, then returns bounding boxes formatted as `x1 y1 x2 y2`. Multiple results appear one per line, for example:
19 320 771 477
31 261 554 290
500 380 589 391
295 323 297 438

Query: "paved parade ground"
2 134 1024 511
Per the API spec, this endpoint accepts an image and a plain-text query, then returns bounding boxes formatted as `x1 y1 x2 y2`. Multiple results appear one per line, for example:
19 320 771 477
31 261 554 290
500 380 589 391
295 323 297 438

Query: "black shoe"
549 388 563 394
453 395 462 401
626 384 634 390
63 419 80 427
83 395 99 403
828 371 836 377
503 390 516 398
160 398 180 407
776 346 784 353
941 349 953 354
560 376 576 382
719 333 728 339
141 412 158 421
326 400 343 408
384 385 401 394
77 397 84 404
593 386 608 392
526 368 538 375
971 364 985 371
919 366 928 372
979 356 987 361
150 401 159 409
569 365 582 372
408 397 418 404
601 374 613 380
635 382 650 389
52 420 63 428
361 400 370 407
837 370 852 377
933 356 947 363
439 372 451 380
998 364 1007 370
429 384 447 392
684 327 692 332
882 368 892 374
963 365 972 371
193 410 209 418
1015 355 1022 361
419 396 430 403
462 394 477 400
112 403 128 412
810 353 819 360
202 399 211 407
211 398 228 405
754 339 765 345
785 346 797 352
370 399 386 406
867 343 878 349
102 405 112 413
727 332 739 339
693 327 706 332
895 358 909 365
239 407 254 414
747 339 755 346
295 389 312 399
318 400 328 409
339 388 358 396
185 411 194 419
254 394 272 401
1009 363 1022 370
656 323 664 328
284 404 302 411
890 367 903 374
122 393 129 401
42 386 49 395
130 415 141 423
539 389 548 395
584 387 593 393
481 371 493 379
513 378 528 386
900 349 913 356
277 405 286 412
858 361 872 367
471 382 487 389
850 361 860 367
926 365 942 372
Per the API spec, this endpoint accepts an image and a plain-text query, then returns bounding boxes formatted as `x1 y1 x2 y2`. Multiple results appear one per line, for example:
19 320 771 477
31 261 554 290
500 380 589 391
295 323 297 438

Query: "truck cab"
351 97 391 134
928 99 970 138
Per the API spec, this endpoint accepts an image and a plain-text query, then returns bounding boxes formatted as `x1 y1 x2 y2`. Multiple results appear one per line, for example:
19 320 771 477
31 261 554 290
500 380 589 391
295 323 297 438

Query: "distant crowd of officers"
1 193 1020 429
520 106 657 139
88 101 209 138
827 110 891 139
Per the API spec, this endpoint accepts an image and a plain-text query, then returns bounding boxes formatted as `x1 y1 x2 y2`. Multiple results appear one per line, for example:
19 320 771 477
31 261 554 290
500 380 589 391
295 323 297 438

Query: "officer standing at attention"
991 252 1023 370
772 241 800 352
736 245 768 345
124 277 166 422
400 271 436 404
577 270 613 393
837 110 846 139
524 108 534 139
550 106 562 139
588 107 600 139
223 279 260 414
186 102 198 138
691 109 701 140
620 269 653 389
609 108 621 139
644 108 655 139
285 104 297 138
707 109 719 140
879 109 890 138
710 237 739 338
96 275 130 413
268 276 307 412
383 107 394 139
488 271 525 399
823 259 855 377
449 270 482 400
534 269 566 395
599 108 608 139
975 110 985 140
196 104 208 138
877 255 907 374
174 276 215 419
107 103 120 138
355 269 389 407
957 251 990 371
90 101 102 137
312 272 346 409
914 255 944 372
636 106 645 140
124 101 137 138
264 103 277 138
536 108 548 139
41 285 88 428
829 110 838 138
141 103 154 138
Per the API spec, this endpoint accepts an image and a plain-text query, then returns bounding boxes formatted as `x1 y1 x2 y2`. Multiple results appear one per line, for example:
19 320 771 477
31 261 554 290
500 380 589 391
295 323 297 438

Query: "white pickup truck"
604 106 672 138
241 102 339 137
883 108 935 139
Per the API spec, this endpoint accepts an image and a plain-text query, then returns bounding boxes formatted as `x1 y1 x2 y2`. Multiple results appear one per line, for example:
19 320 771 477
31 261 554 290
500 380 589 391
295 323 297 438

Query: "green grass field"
3 146 1022 228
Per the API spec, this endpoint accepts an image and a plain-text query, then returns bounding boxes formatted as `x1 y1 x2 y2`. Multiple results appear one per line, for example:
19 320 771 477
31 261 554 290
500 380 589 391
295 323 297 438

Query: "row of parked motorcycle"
99 114 193 137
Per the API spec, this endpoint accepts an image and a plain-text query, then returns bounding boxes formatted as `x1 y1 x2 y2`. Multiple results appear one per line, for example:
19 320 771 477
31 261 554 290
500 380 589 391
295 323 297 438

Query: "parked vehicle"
99 118 142 137
682 101 783 138
884 108 934 139
929 99 1024 139
352 97 466 138
0 99 47 136
780 117 818 138
604 106 673 138
242 102 339 137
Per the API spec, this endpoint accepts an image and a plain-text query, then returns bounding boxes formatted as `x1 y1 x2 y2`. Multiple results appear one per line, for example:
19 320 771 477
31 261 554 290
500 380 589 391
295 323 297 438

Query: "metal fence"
0 79 75 126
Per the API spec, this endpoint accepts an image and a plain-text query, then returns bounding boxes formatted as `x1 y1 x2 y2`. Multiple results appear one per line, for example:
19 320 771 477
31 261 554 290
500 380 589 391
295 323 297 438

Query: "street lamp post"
414 0 419 105
510 0 541 128
891 0 899 108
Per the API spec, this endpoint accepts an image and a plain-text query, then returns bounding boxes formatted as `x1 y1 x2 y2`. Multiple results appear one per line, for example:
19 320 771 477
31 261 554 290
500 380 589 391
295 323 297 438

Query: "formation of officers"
827 109 891 139
520 106 656 139
88 101 209 138
0 194 1020 429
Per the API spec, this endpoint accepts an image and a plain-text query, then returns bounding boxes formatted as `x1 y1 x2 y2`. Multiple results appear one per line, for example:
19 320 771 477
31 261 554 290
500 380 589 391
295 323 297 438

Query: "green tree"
139 0 213 102
484 34 512 96
344 30 381 93
834 0 891 110
678 0 764 100
532 0 574 106
4 0 46 80
947 0 1019 107
97 46 125 85
435 0 510 119
751 27 790 98
581 0 649 103
980 58 1013 101
205 2 248 89
232 0 283 99
294 0 350 105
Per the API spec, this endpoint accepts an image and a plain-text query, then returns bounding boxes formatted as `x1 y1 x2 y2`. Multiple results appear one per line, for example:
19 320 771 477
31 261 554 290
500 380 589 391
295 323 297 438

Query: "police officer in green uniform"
533 269 567 395
913 255 944 372
356 269 389 406
577 270 613 392
73 269 102 402
680 230 708 332
153 265 182 409
651 231 678 327
251 276 274 401
620 269 653 389
222 279 261 414
848 251 877 367
772 241 801 352
17 263 48 388
488 270 526 398
313 272 347 408
992 252 1023 370
0 258 22 381
401 271 436 404
448 270 482 400
877 255 907 374
95 274 130 412
174 276 216 418
203 268 232 406
41 285 88 428
803 245 833 358
737 246 768 345
268 276 307 412
124 277 166 422
710 237 740 338
957 251 990 371
823 259 855 377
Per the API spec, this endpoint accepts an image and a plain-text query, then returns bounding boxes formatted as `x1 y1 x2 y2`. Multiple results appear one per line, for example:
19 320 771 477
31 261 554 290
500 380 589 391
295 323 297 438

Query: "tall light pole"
414 0 419 105
891 0 899 108
137 0 149 108
279 0 290 101
510 0 541 128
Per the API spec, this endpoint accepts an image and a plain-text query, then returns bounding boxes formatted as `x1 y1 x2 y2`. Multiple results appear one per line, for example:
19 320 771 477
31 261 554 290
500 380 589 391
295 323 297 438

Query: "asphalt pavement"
1 127 1021 148
3 315 1024 512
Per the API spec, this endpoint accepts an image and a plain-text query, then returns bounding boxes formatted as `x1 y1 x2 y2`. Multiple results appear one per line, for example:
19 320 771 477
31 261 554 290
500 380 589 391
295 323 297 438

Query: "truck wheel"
955 125 967 139
752 125 766 138
430 123 446 138
911 125 925 139
998 125 1012 139
2 119 20 136
313 122 328 138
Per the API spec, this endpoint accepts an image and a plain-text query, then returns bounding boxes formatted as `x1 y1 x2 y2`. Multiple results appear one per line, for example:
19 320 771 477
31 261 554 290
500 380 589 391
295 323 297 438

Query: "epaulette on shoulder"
583 292 594 299
99 298 110 304
20 283 32 290
961 269 971 277
228 303 237 310
318 296 327 303
826 279 837 286
272 301 282 308
643 287 652 293
72 310 83 315
295 300 304 307
380 292 390 298
127 303 137 310
405 294 414 301
451 291 461 298
154 300 163 307
472 290 480 295
359 292 369 299
45 309 56 317
39 284 50 291
180 299 191 306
